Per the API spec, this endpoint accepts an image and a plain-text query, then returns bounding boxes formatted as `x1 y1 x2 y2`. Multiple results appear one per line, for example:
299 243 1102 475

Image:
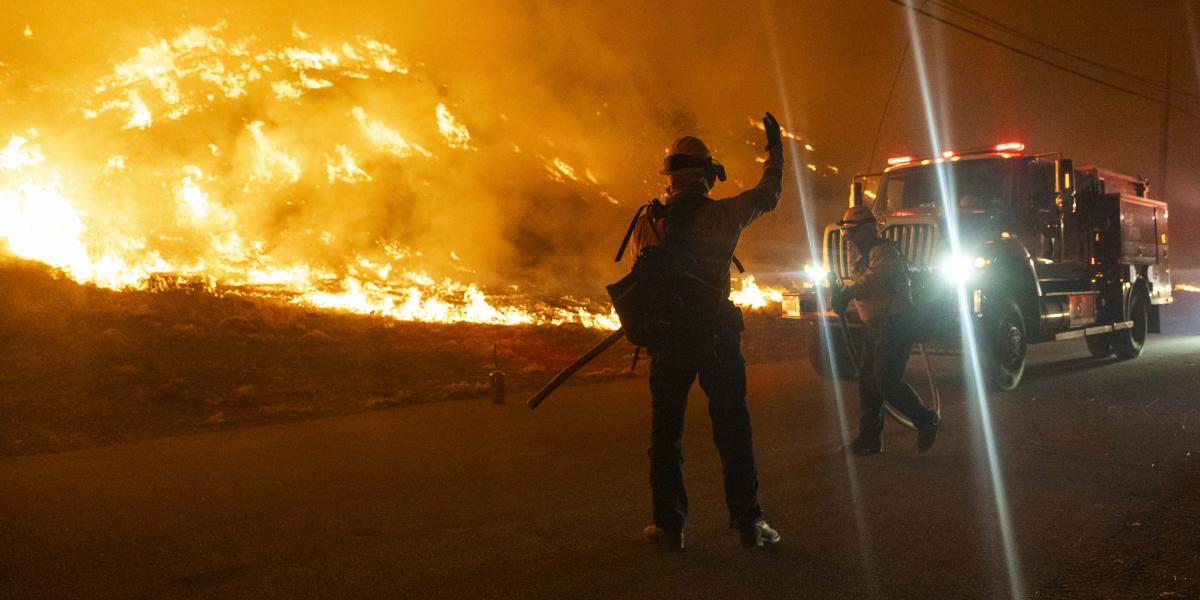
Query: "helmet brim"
837 218 879 230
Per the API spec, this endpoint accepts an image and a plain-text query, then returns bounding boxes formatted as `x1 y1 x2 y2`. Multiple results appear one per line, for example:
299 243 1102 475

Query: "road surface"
3 332 1199 599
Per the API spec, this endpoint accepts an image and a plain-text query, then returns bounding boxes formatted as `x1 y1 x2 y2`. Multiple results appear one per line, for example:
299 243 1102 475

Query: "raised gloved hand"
831 284 855 316
763 112 782 154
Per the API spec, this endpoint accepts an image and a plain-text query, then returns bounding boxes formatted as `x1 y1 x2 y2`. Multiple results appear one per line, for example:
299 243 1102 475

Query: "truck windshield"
877 158 1008 213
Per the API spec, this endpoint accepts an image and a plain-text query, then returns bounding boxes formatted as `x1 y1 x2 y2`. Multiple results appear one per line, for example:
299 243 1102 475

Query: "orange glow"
0 21 797 330
728 275 785 310
993 142 1025 152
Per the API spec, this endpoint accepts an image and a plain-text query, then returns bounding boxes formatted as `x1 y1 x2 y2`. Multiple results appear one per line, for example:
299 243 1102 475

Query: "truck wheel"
808 321 856 381
983 298 1026 392
1085 333 1113 358
1112 289 1149 360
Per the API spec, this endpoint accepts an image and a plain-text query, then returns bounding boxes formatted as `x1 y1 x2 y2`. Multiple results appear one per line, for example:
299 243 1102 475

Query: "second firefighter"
832 204 940 455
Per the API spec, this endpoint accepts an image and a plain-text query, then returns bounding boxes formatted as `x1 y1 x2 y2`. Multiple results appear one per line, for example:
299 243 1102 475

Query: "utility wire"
867 0 931 173
890 0 1200 121
933 0 1197 101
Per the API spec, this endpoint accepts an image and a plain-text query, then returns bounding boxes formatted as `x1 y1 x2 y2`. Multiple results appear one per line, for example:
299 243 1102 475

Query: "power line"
867 0 931 173
933 0 1197 101
889 0 1200 121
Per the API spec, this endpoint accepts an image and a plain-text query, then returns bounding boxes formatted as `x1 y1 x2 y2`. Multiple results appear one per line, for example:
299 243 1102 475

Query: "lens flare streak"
903 9 1024 598
763 7 878 595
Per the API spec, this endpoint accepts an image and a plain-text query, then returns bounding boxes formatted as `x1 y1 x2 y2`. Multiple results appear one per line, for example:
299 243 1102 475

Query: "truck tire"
983 298 1026 392
808 321 856 381
1085 333 1113 358
1112 288 1149 360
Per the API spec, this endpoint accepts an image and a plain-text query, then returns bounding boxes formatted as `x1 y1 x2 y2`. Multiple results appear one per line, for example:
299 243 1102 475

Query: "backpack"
881 239 945 343
852 236 941 342
607 199 733 348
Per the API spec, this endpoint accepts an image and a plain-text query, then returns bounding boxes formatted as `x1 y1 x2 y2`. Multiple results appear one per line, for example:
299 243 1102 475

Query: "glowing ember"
351 106 432 158
436 103 472 149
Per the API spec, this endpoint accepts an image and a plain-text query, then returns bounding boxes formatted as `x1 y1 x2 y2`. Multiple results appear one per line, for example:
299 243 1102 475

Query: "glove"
831 285 854 316
763 112 782 154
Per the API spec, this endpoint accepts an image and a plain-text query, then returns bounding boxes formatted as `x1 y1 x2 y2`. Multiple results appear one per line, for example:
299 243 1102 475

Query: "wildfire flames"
0 22 789 329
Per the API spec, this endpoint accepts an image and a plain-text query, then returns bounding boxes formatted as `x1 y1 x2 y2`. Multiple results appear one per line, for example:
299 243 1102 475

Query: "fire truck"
782 143 1173 391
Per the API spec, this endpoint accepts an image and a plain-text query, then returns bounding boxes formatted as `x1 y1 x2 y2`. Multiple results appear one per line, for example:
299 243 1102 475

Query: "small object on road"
490 343 505 405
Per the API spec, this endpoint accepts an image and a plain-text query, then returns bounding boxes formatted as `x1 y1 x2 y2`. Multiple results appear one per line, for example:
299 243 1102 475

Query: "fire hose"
832 287 940 430
527 328 626 410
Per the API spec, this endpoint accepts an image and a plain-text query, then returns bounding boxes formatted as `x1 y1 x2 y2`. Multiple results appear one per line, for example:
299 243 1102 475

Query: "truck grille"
883 223 936 266
825 228 852 280
824 223 936 280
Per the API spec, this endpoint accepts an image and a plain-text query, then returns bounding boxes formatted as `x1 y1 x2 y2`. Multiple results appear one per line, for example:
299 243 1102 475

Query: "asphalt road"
3 329 1199 599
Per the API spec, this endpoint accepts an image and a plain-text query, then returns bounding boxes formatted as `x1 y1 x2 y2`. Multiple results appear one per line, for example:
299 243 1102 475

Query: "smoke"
0 1 842 302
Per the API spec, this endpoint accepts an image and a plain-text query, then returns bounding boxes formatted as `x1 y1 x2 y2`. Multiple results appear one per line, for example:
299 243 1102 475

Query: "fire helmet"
837 205 881 230
660 136 726 182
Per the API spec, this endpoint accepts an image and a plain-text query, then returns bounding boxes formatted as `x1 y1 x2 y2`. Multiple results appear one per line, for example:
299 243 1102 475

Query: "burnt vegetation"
0 259 802 457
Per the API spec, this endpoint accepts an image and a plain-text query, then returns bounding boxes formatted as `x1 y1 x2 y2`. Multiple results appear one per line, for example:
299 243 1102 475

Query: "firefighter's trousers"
858 316 937 438
647 333 764 533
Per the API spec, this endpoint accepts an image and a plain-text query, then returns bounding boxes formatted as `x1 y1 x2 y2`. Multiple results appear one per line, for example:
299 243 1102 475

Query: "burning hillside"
0 19 808 327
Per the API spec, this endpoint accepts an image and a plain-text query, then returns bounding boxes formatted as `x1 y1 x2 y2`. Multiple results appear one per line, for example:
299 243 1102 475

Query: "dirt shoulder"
0 262 804 457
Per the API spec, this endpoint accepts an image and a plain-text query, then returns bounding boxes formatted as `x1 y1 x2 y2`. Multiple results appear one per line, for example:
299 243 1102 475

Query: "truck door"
1023 161 1061 263
1056 159 1089 268
1023 160 1089 292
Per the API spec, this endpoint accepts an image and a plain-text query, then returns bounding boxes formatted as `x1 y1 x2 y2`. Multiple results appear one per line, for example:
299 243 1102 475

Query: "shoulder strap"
613 201 655 262
880 237 910 268
730 255 745 273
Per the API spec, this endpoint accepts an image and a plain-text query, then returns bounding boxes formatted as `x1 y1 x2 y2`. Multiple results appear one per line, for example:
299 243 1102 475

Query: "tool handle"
526 328 625 410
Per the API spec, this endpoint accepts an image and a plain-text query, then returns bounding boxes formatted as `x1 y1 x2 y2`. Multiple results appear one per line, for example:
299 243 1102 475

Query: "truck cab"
784 143 1172 390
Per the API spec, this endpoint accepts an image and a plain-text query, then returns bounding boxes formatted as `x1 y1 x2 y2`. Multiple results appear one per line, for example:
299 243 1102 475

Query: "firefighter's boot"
917 413 941 453
738 520 781 548
848 434 882 456
643 524 684 550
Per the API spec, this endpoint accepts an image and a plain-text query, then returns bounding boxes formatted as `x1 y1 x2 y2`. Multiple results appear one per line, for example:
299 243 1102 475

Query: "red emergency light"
887 156 913 166
941 150 956 159
994 142 1025 152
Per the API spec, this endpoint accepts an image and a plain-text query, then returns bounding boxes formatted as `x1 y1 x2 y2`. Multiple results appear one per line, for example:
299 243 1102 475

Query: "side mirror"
850 180 864 207
1056 158 1075 211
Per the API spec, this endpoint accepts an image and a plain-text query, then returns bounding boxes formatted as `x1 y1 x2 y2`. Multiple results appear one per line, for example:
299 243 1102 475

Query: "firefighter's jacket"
848 238 913 324
629 152 783 290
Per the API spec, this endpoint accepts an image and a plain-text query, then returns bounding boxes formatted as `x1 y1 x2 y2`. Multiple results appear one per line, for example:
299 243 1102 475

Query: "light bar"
993 142 1025 152
887 155 914 166
941 150 956 158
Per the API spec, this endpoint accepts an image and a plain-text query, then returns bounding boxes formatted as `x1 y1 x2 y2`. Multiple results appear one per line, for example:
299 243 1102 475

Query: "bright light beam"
763 5 878 595
902 8 1024 598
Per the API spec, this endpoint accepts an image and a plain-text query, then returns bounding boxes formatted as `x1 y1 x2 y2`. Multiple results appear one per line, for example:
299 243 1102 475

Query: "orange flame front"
0 23 787 329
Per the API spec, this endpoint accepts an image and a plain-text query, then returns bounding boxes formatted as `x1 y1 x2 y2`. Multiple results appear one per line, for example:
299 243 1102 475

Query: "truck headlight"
937 254 988 283
803 263 828 284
